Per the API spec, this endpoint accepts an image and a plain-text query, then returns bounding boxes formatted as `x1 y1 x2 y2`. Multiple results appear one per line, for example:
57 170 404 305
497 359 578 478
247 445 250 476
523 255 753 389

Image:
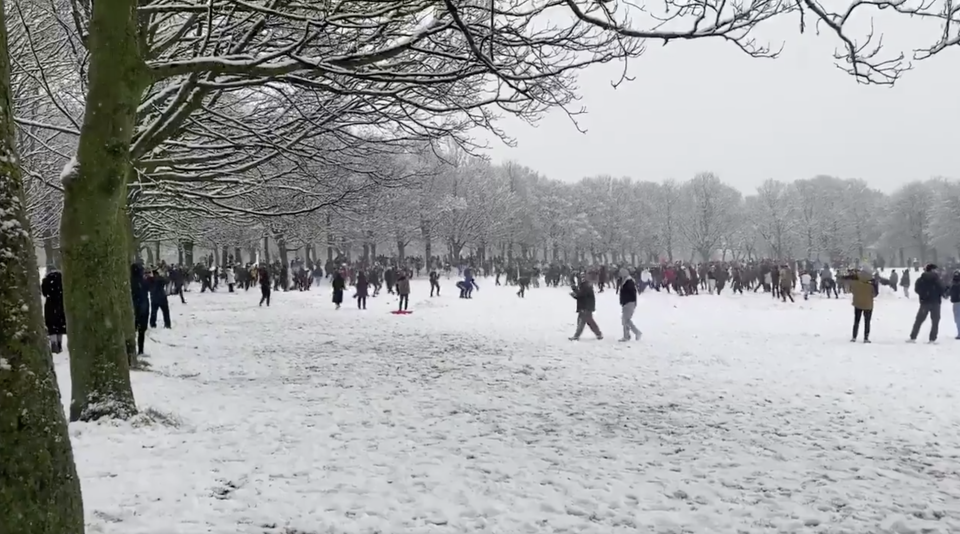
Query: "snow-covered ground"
57 279 960 534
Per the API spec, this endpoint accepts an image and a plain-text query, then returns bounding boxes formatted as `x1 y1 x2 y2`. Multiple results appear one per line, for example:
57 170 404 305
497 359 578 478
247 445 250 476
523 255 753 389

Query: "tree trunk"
0 3 86 522
420 222 431 266
220 245 228 267
155 241 161 264
60 0 143 421
397 240 406 263
262 236 270 263
143 244 154 265
177 242 183 264
277 239 290 288
42 232 56 268
183 241 194 266
234 247 242 265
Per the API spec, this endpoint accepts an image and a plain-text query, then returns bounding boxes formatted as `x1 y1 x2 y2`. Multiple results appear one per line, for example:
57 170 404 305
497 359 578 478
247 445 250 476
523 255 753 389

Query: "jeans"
573 311 602 339
621 302 641 340
953 302 960 337
853 307 872 340
910 302 941 341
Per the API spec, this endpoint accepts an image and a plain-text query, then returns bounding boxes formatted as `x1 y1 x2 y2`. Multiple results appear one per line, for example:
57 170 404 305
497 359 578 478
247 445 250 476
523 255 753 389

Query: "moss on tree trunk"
60 0 144 421
0 0 86 529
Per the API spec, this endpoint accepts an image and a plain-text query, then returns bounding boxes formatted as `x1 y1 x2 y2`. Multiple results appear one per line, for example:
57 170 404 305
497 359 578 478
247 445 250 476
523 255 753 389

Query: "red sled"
390 310 413 315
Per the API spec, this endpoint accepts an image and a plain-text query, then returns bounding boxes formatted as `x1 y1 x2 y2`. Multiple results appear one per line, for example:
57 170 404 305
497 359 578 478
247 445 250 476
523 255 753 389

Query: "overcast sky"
484 15 960 194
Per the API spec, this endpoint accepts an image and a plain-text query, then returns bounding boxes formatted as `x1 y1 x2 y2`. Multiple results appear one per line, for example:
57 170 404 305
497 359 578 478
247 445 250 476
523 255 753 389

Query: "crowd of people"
37 253 960 356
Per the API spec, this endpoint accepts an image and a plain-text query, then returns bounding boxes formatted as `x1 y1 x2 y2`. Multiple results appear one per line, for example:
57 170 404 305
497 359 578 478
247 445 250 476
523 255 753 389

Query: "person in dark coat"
355 271 369 310
569 279 602 341
258 264 271 306
148 269 171 329
332 270 345 309
909 264 944 343
618 268 641 342
131 263 150 356
41 267 67 353
950 271 960 340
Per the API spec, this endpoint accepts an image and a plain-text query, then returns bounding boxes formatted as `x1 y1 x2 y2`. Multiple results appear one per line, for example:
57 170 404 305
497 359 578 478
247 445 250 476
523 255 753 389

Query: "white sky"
484 13 960 193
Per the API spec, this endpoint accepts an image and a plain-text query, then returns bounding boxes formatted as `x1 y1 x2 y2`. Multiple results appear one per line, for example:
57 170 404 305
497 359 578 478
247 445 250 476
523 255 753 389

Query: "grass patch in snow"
130 407 182 428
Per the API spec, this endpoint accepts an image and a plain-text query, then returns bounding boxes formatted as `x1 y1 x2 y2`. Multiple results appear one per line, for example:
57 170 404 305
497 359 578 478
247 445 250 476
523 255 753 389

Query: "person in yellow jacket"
843 266 876 343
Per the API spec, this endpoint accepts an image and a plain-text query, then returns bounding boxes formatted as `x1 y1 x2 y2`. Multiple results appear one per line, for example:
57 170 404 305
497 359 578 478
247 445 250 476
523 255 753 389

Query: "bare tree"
679 172 743 261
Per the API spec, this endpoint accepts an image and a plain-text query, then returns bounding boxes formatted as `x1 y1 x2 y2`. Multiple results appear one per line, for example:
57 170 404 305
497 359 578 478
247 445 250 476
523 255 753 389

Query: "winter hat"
926 263 938 272
619 268 629 279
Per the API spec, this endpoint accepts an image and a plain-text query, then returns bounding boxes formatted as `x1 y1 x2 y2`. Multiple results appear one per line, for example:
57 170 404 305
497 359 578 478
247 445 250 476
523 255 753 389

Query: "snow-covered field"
57 280 960 534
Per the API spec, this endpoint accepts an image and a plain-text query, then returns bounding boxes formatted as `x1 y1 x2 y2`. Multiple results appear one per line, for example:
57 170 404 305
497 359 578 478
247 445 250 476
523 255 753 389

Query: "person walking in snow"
908 264 944 343
618 268 641 342
569 279 602 341
41 266 66 354
396 271 411 311
900 268 910 298
332 269 345 309
842 267 875 343
226 265 236 292
429 269 440 297
148 268 171 329
950 270 960 339
355 271 369 310
258 263 271 307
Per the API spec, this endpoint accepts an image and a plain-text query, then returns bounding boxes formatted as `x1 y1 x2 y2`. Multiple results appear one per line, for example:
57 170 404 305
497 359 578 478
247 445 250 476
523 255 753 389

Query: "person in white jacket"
226 264 237 292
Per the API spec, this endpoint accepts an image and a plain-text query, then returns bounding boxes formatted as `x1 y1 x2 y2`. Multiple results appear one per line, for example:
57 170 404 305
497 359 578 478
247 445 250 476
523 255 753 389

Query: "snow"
55 280 960 534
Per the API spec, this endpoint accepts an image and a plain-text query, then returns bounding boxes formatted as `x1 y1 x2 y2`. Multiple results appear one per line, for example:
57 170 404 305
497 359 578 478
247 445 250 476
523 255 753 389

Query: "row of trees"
176 160 959 269
2 0 959 531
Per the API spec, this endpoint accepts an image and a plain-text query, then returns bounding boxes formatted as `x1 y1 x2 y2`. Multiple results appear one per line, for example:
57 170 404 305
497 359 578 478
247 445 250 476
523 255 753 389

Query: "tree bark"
42 232 57 268
60 0 143 421
183 241 194 265
0 0 86 524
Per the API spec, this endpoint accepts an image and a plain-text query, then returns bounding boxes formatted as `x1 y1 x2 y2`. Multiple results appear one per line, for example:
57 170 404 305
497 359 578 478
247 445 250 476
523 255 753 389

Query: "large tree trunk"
420 221 431 266
59 0 143 421
0 1 86 524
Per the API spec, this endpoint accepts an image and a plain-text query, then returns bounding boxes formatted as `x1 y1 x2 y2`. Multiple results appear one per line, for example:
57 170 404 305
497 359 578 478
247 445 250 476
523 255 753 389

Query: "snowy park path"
60 280 960 534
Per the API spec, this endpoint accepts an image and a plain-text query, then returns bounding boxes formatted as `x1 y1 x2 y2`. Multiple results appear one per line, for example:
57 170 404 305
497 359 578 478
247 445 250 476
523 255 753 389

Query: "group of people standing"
839 263 959 344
